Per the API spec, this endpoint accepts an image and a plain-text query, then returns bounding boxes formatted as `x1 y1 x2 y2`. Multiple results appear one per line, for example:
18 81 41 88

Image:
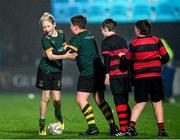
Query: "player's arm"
118 53 129 72
41 36 76 60
45 47 77 60
52 31 75 54
158 40 170 64
118 42 135 72
101 41 110 86
53 35 79 56
102 54 110 86
118 46 134 86
52 44 78 55
160 53 169 64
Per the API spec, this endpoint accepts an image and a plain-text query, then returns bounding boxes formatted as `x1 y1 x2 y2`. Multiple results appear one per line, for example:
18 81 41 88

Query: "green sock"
54 101 63 121
39 118 45 127
55 110 63 121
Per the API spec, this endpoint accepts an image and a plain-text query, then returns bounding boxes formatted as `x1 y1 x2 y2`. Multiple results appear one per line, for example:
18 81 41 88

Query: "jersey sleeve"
41 36 53 53
68 36 80 51
101 41 111 74
158 39 169 64
126 43 134 60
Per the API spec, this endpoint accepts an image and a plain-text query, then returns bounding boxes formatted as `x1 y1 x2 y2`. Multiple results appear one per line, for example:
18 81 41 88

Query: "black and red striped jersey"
126 35 169 79
102 34 128 78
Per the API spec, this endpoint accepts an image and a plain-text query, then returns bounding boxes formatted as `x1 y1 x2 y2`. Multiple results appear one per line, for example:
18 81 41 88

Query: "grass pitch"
0 92 180 139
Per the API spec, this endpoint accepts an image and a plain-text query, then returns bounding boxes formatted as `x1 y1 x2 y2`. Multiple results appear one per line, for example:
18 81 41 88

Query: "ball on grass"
48 123 64 135
27 93 35 99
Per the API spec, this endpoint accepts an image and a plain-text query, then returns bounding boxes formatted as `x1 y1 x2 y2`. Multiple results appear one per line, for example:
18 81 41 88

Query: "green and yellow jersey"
39 30 65 73
69 30 103 76
161 38 174 61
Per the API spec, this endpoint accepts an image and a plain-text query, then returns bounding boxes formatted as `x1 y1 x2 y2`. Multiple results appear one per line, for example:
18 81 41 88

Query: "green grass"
0 92 180 139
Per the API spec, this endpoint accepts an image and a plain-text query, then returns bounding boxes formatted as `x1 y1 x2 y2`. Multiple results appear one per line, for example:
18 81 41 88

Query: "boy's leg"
128 102 146 136
93 68 118 133
128 78 150 136
39 90 50 135
77 91 99 135
113 94 131 133
130 102 146 123
150 77 168 136
152 100 168 136
94 91 121 136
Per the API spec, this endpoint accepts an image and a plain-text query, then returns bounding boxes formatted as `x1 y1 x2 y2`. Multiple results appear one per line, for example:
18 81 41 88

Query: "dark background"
0 0 180 93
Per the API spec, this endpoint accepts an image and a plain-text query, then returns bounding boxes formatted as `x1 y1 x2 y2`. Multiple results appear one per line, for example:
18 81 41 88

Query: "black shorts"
36 68 62 91
134 77 164 103
110 77 131 95
77 74 106 93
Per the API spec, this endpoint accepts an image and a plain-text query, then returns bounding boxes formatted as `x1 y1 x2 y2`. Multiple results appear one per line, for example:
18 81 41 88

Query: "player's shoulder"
70 35 79 42
103 34 116 43
131 37 138 43
151 36 160 42
69 35 81 47
81 30 95 40
118 35 126 41
41 34 51 42
117 35 127 44
102 37 110 47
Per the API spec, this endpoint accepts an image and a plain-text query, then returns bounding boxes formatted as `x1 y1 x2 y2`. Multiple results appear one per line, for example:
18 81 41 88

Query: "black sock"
99 101 115 125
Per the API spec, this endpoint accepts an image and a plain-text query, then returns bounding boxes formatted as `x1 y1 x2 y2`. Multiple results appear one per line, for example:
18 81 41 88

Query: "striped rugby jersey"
102 34 129 78
126 35 169 79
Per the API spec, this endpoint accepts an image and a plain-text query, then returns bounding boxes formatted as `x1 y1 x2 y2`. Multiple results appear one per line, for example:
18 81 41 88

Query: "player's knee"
53 99 61 105
96 99 105 106
42 95 50 103
94 94 105 106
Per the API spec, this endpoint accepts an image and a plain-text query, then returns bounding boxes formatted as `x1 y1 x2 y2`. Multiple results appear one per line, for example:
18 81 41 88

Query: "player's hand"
63 44 68 50
104 74 110 86
65 50 77 59
118 52 125 58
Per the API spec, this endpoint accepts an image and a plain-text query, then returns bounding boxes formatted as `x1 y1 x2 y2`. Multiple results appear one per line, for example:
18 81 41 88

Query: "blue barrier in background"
51 0 180 23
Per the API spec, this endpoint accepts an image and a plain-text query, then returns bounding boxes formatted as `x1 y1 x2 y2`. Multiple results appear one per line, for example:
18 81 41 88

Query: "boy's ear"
136 26 141 34
104 27 109 32
75 25 79 30
101 27 107 32
137 29 141 34
101 27 105 31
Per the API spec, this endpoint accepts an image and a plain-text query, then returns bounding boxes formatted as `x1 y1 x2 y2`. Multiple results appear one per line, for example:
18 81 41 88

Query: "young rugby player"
36 12 77 135
118 19 169 136
101 18 131 136
68 15 120 136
